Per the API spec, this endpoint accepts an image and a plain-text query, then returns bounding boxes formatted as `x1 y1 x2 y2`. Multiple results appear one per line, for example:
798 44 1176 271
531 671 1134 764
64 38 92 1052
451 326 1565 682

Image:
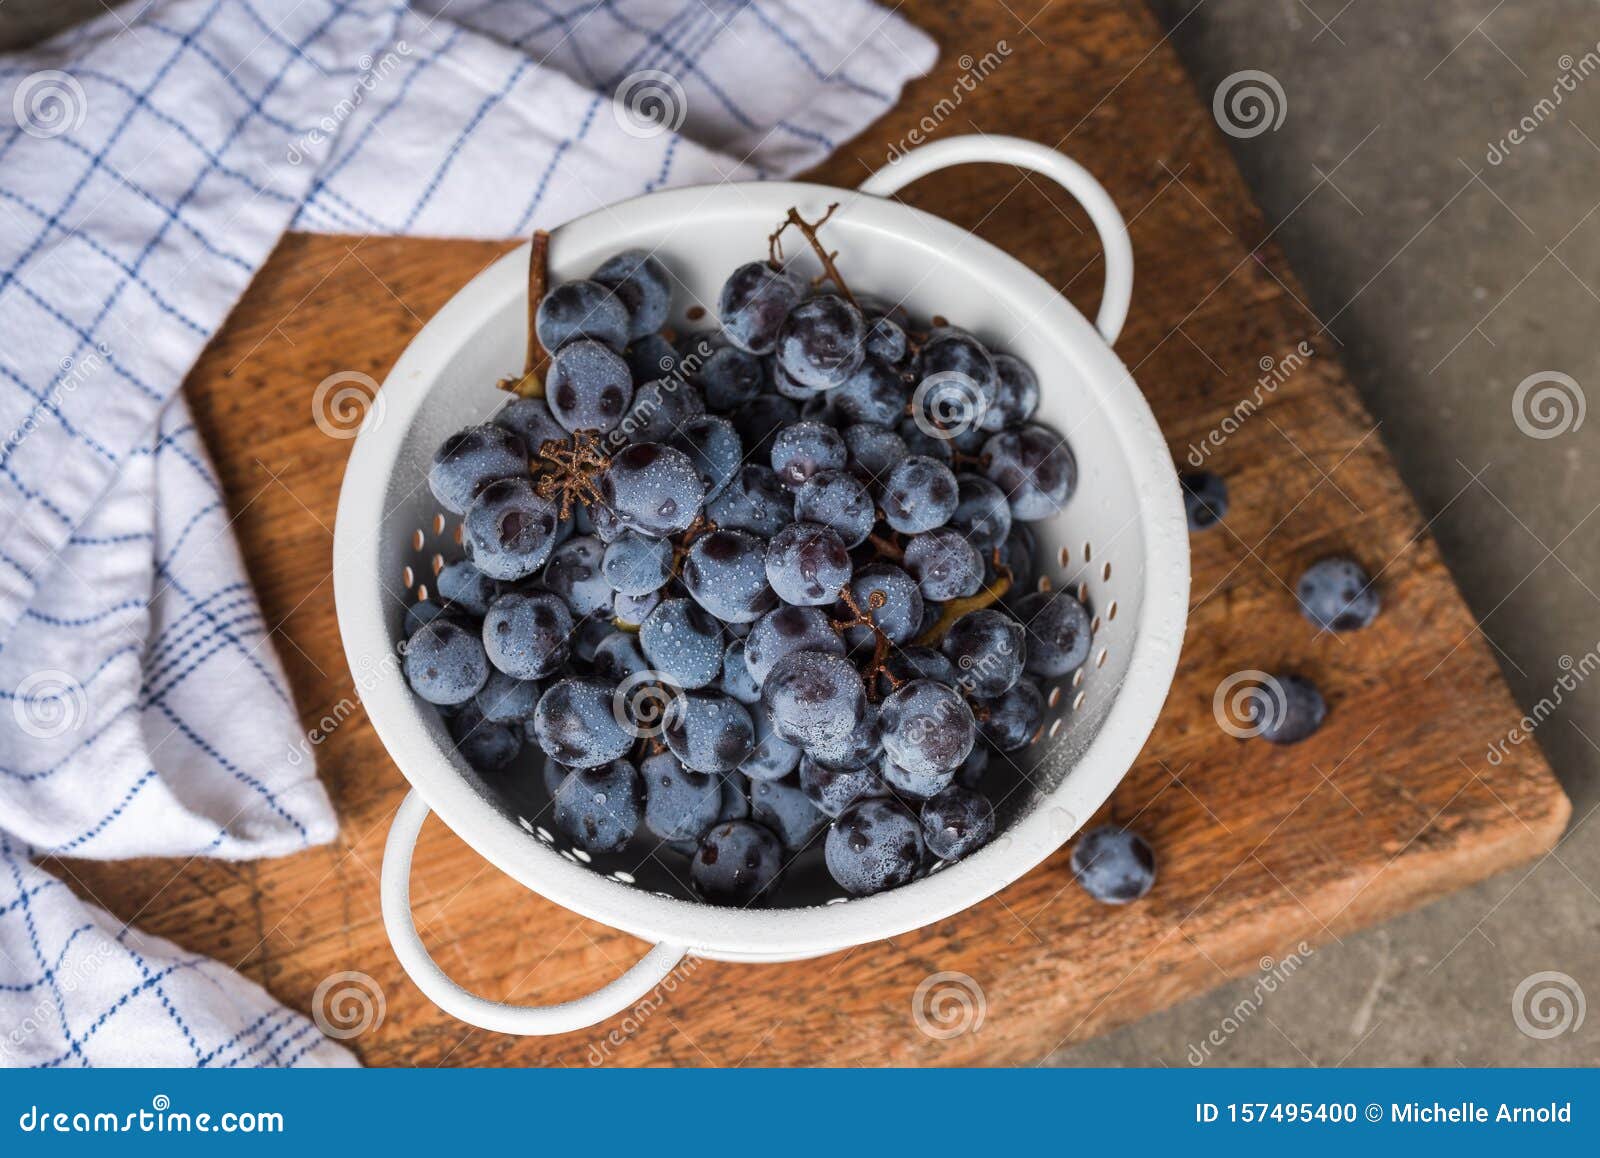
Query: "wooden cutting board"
46 0 1568 1066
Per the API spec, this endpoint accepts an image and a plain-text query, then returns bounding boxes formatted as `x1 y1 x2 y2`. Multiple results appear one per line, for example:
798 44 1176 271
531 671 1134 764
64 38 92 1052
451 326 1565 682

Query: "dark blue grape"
543 535 611 619
1071 826 1156 904
1014 590 1091 678
863 312 908 364
475 668 542 723
602 531 673 596
750 777 827 851
793 469 874 547
771 361 827 402
625 334 681 386
884 645 956 688
843 564 922 647
641 750 722 843
683 529 777 624
880 678 975 779
942 609 1026 698
881 756 953 799
447 701 524 772
435 560 498 617
739 705 801 780
903 529 984 601
696 345 765 411
404 598 451 636
591 249 671 340
718 771 752 822
618 378 705 444
1250 674 1327 744
592 630 650 681
766 521 851 606
1180 470 1229 531
776 294 865 389
599 442 705 537
613 589 661 628
955 742 990 790
799 753 886 818
726 393 800 456
974 680 1043 751
533 676 633 768
583 499 625 543
832 357 906 426
1000 522 1037 587
462 477 562 581
987 353 1039 430
572 614 612 663
743 605 846 687
706 464 794 537
950 474 1012 552
916 328 998 420
983 425 1077 520
720 639 761 704
842 423 908 487
921 786 995 862
770 421 846 491
429 424 527 515
718 262 804 355
639 598 726 688
546 339 633 435
404 618 489 706
897 418 955 463
670 415 742 500
825 797 923 896
554 758 643 853
482 590 573 680
1296 557 1378 632
762 650 869 755
881 455 959 534
536 279 629 352
692 820 784 905
495 397 566 456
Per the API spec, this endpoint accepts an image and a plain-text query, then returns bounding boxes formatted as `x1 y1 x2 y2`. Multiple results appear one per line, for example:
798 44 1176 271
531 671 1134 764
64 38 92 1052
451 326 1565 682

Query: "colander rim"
332 178 1189 957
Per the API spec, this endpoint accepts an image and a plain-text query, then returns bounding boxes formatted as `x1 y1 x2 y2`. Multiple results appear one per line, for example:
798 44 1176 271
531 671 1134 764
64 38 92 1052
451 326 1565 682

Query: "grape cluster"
405 232 1094 905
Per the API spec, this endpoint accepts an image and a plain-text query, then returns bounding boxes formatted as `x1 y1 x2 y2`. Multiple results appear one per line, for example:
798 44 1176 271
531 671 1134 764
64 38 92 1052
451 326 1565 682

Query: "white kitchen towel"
0 0 934 1066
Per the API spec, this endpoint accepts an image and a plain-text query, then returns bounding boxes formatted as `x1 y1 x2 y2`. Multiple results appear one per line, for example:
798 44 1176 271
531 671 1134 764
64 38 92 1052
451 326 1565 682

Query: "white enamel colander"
332 135 1189 1036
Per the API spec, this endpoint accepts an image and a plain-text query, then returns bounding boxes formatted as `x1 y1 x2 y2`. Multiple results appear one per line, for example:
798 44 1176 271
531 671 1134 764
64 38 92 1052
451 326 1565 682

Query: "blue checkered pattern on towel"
0 0 932 1066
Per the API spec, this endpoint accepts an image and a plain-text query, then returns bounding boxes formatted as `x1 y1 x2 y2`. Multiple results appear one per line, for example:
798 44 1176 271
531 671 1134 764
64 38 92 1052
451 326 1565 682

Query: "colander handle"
380 789 688 1036
857 135 1133 345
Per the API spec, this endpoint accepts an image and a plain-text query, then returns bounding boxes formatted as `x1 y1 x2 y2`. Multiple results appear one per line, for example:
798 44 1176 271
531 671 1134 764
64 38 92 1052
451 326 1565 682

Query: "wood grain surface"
42 0 1570 1066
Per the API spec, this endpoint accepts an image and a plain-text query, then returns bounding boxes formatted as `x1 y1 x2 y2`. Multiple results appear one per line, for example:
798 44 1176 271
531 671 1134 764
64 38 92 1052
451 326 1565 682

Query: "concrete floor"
4 0 1596 1066
1061 0 1600 1066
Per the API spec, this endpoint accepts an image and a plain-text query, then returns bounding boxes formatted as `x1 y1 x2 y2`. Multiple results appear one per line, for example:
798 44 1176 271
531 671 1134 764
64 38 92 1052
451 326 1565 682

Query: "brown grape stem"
767 204 858 308
498 229 552 398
